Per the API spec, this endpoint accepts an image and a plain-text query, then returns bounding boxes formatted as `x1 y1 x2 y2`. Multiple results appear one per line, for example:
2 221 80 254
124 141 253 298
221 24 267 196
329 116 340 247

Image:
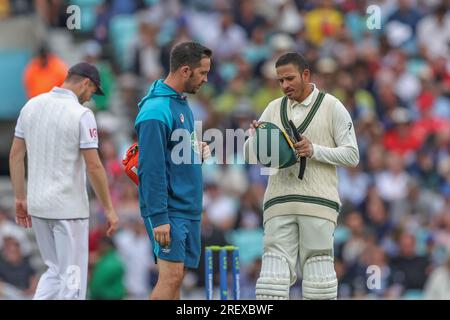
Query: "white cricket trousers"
263 215 336 285
31 217 89 300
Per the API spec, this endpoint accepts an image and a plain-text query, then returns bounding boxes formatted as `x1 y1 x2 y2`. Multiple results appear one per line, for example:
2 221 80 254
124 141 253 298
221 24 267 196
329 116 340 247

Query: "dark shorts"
143 216 201 269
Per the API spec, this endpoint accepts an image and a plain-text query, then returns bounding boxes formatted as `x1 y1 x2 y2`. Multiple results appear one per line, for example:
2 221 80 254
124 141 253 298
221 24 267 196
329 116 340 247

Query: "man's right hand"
105 208 119 237
249 120 259 137
154 224 171 247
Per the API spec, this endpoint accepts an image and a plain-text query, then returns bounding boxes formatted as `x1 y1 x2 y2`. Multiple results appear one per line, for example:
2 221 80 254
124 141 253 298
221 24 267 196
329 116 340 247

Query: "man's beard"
78 89 90 104
185 71 204 94
185 81 199 94
294 81 306 100
186 87 198 94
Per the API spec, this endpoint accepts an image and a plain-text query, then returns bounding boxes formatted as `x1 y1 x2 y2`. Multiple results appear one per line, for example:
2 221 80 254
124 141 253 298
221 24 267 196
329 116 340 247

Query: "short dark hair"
169 41 212 72
275 52 310 73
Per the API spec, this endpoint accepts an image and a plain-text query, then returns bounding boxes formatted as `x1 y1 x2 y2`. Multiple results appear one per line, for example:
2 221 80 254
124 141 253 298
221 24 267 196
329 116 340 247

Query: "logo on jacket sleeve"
180 113 185 123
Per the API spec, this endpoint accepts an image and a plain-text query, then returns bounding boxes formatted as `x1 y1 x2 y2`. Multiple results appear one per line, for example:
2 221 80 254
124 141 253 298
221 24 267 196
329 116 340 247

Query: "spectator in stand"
365 143 386 177
88 237 125 300
409 148 442 191
233 0 266 38
385 0 422 49
417 3 450 60
375 152 411 202
251 61 283 115
388 50 421 107
383 108 422 158
363 186 393 243
304 0 344 46
82 41 116 112
115 216 154 299
338 166 371 209
207 9 247 61
365 246 395 298
413 89 450 145
128 18 163 83
338 211 368 267
0 236 37 299
0 207 31 257
34 0 65 27
23 44 68 98
390 232 431 297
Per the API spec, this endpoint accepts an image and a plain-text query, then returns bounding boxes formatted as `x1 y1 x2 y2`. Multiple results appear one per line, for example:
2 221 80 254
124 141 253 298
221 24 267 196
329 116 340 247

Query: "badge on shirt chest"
179 113 184 123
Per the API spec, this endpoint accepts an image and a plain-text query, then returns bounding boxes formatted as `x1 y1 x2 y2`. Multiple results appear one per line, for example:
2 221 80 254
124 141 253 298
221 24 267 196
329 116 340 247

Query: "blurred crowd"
1 0 450 299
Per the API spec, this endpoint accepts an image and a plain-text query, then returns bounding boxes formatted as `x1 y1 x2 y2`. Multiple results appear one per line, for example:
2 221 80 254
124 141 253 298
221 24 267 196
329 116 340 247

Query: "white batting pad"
256 252 291 300
302 255 338 300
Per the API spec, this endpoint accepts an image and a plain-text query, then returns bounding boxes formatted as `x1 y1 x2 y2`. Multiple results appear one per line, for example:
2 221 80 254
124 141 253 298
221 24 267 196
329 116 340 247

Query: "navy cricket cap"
68 62 105 96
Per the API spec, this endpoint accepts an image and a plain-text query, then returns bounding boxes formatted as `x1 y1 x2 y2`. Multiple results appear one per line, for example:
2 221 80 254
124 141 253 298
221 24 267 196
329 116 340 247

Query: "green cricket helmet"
253 121 298 169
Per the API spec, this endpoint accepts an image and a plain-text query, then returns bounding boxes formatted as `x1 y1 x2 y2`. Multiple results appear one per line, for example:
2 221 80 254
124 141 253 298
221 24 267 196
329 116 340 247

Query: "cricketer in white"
9 63 118 300
244 53 359 300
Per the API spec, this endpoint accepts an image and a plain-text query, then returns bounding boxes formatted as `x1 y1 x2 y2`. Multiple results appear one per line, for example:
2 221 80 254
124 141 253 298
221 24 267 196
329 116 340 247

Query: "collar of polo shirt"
51 87 78 101
289 83 317 109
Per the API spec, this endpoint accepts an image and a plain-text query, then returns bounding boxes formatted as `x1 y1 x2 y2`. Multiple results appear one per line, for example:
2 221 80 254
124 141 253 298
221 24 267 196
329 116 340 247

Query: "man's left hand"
294 137 314 158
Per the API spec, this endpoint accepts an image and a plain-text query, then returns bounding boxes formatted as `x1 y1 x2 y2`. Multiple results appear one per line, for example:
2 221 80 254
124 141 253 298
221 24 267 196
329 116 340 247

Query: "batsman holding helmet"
244 52 359 300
